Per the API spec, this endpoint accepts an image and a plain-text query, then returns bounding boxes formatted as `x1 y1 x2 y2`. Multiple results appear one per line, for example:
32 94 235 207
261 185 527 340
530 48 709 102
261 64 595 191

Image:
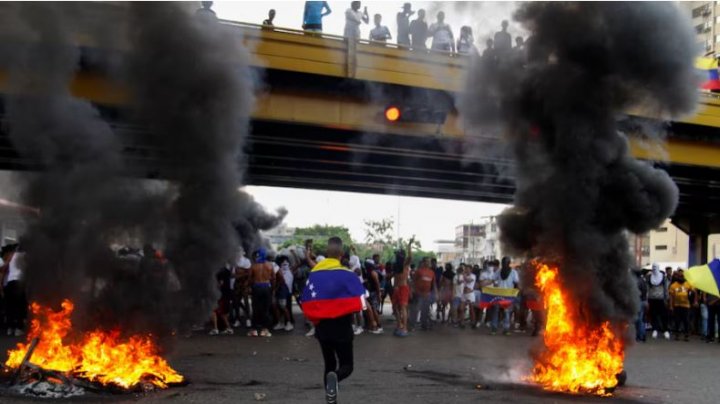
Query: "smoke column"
462 2 698 324
0 3 168 311
126 2 285 325
0 2 285 333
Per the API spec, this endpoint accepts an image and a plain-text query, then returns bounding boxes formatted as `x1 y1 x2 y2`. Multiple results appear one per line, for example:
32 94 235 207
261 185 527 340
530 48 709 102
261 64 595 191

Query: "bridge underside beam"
0 116 718 234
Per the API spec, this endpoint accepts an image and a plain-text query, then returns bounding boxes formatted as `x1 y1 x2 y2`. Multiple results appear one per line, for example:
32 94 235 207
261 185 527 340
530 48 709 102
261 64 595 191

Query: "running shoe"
325 371 338 404
208 329 219 336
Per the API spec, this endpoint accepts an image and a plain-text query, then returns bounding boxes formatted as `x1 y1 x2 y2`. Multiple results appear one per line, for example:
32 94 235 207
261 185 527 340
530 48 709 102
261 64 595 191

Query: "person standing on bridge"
301 237 365 404
456 26 475 55
344 1 369 40
396 3 414 47
262 9 276 27
303 1 332 33
195 1 217 22
428 11 455 53
369 14 392 43
493 20 512 56
409 8 428 50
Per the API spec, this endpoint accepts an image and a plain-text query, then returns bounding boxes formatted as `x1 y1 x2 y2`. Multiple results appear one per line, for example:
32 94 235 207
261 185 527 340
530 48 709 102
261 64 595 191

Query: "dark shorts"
368 292 380 312
303 23 322 31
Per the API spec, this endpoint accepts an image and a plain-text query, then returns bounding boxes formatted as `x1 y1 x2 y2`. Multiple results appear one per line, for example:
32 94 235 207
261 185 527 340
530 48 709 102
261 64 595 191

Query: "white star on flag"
311 291 317 298
309 283 315 291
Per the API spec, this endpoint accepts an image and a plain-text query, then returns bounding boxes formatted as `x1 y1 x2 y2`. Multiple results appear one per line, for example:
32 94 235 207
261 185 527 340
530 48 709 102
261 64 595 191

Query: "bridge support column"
688 233 709 267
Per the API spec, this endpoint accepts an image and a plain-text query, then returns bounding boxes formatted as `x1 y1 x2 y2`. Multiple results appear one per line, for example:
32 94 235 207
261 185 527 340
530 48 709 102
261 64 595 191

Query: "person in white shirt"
460 264 477 327
452 263 465 325
428 11 455 52
273 256 295 331
344 1 369 40
3 246 27 337
491 257 520 335
476 261 495 327
233 251 253 328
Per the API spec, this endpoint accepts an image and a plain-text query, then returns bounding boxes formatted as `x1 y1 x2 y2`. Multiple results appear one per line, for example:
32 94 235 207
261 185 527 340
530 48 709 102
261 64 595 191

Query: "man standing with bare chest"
248 248 274 337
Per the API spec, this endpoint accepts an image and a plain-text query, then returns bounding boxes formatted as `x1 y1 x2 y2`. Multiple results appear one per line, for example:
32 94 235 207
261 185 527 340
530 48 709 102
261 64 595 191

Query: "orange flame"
5 299 183 389
530 263 624 396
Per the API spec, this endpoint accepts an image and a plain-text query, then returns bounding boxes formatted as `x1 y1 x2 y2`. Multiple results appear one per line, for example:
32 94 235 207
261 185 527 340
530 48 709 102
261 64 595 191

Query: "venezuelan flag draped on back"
696 57 720 91
478 286 520 309
685 259 720 298
301 258 365 324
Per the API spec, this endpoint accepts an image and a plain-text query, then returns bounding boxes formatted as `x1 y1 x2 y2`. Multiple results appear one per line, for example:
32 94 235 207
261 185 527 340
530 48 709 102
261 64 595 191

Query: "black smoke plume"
125 2 285 326
0 2 285 334
0 3 169 316
462 2 697 325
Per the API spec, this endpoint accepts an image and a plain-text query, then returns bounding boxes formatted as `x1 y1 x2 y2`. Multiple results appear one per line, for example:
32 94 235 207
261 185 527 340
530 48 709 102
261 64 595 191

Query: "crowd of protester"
256 1 528 57
635 264 720 343
0 235 718 345
199 238 720 344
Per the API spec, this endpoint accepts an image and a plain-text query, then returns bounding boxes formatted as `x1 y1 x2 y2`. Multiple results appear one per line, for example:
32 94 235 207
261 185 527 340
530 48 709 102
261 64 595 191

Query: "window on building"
655 245 668 251
491 223 497 232
697 22 712 34
693 4 711 19
641 246 650 257
656 227 668 232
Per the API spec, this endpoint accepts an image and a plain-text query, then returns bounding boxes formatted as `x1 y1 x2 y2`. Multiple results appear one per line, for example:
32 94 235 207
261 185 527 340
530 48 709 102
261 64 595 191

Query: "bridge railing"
220 19 468 92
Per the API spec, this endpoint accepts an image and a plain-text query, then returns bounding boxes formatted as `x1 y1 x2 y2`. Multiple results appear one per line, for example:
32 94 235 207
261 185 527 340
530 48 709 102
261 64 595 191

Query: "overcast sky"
245 185 507 250
214 1 525 44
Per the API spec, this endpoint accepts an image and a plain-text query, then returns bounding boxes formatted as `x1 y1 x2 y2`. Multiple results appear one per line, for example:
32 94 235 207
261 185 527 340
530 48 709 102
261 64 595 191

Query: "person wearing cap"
248 248 275 337
396 3 414 47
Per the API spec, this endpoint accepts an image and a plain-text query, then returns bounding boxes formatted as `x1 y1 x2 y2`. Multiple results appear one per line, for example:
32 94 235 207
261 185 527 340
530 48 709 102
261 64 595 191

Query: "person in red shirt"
411 257 438 331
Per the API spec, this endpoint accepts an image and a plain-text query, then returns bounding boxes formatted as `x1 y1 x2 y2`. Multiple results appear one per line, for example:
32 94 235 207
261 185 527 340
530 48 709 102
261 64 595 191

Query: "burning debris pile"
2 300 183 396
463 2 698 396
0 1 284 396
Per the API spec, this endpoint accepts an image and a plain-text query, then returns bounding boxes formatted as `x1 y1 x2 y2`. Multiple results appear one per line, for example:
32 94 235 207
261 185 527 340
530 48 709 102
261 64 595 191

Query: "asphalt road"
0 318 718 404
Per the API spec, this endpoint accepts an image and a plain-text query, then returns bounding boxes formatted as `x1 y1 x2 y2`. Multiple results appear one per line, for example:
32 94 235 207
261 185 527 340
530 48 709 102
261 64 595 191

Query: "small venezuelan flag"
478 286 520 309
301 258 365 324
685 259 720 297
696 57 720 91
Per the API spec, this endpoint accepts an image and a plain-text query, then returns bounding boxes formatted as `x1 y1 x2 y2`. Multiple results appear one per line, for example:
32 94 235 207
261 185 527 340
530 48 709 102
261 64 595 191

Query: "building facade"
261 223 296 250
452 217 502 265
685 1 718 56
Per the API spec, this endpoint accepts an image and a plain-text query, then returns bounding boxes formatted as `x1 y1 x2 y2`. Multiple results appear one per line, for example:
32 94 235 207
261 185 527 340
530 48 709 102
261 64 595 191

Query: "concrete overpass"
0 16 718 261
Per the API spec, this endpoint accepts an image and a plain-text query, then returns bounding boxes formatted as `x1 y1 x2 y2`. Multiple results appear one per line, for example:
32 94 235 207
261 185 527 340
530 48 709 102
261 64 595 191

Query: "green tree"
280 224 354 255
363 218 436 265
